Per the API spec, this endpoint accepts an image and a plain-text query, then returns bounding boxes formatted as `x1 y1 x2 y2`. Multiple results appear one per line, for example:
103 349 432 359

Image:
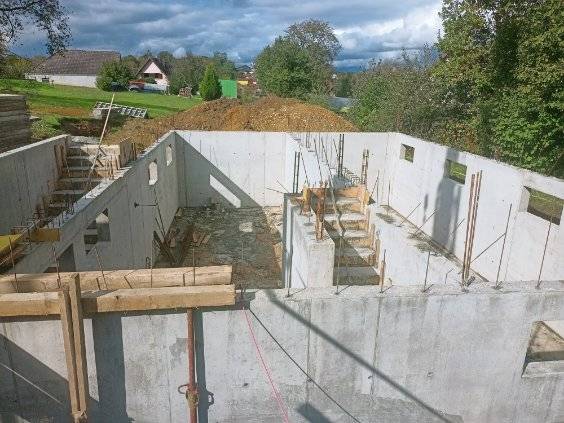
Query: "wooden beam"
82 285 235 313
58 286 80 417
0 291 59 316
0 285 236 317
69 275 89 414
30 228 61 242
0 265 232 294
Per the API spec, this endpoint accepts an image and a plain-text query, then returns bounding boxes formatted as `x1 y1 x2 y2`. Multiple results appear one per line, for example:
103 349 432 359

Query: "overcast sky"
11 0 442 70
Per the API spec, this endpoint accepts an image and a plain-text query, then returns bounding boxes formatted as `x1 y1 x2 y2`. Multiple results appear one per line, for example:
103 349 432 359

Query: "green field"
0 79 201 139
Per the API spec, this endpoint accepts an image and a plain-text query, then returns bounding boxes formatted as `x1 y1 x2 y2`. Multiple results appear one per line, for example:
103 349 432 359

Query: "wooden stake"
59 286 80 418
69 274 89 415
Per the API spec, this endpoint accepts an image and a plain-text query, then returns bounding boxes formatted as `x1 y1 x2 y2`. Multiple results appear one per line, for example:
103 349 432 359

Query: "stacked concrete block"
0 94 31 152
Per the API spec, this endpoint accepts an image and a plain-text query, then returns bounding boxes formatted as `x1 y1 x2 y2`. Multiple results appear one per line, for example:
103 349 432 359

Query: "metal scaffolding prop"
0 266 235 423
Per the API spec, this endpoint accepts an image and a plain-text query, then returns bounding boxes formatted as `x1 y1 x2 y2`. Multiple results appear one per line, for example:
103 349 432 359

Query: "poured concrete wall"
177 131 287 208
1 282 563 423
283 195 334 288
0 135 68 233
287 132 564 284
10 132 181 273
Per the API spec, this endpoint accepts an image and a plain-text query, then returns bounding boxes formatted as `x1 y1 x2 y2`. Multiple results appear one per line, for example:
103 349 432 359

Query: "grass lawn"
0 79 202 139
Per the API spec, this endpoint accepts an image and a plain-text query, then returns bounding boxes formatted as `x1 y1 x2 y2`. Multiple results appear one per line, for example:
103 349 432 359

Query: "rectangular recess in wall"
400 144 414 162
523 320 564 377
523 187 562 225
445 159 466 184
84 209 110 254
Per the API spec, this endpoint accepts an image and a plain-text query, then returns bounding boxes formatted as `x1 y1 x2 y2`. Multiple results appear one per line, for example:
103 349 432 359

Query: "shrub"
96 60 133 91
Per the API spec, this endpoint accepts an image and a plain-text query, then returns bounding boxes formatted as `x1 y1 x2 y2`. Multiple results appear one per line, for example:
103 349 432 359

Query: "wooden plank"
0 265 232 293
58 287 80 416
0 285 235 316
69 274 89 413
0 291 59 316
82 285 235 313
30 228 61 242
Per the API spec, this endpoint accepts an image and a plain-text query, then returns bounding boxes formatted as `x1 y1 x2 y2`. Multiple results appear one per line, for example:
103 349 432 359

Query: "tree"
285 19 341 63
255 37 314 99
434 0 564 176
157 50 174 76
285 19 342 93
199 64 222 101
96 60 133 91
211 52 237 79
0 0 70 54
334 73 353 97
169 54 208 95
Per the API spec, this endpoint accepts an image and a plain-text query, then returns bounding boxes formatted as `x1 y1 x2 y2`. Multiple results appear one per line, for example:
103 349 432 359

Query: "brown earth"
105 96 357 146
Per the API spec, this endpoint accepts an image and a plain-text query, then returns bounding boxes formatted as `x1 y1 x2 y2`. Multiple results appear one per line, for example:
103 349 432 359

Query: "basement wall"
10 132 181 273
288 132 564 284
1 282 563 423
177 131 287 208
0 135 68 234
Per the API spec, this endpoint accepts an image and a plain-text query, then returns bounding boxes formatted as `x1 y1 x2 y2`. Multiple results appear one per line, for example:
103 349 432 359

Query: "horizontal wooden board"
0 265 232 294
0 285 235 317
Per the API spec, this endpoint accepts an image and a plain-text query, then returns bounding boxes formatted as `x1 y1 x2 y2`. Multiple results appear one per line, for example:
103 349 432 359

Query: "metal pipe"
186 309 198 423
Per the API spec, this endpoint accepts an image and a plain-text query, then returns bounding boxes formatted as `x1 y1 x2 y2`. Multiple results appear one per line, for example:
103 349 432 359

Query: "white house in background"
136 58 170 87
25 50 120 88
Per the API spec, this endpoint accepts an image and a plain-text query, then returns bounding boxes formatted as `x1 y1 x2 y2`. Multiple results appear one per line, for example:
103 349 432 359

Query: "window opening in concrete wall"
84 209 110 254
400 144 414 162
445 159 467 184
522 187 562 225
166 145 173 166
149 160 158 185
523 320 564 377
45 244 76 272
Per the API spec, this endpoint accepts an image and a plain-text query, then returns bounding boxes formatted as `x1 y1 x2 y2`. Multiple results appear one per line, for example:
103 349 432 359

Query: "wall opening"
522 187 562 225
149 160 158 185
400 144 414 162
45 244 76 272
166 145 173 166
523 320 564 377
84 209 110 254
445 159 466 184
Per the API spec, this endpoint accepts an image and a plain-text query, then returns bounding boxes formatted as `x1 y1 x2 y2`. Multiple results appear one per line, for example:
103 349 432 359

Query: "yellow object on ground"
0 234 23 255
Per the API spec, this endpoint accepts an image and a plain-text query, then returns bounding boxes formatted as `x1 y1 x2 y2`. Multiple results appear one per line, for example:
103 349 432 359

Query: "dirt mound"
105 97 357 146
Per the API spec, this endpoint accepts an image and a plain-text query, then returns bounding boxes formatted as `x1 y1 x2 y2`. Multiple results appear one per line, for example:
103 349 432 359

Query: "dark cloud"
11 0 441 69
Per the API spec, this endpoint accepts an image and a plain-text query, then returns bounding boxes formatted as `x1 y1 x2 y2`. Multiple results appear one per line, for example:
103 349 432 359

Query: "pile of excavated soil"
105 97 357 146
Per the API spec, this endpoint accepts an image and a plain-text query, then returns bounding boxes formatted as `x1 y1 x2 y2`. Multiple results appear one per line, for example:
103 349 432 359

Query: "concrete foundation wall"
1 283 563 423
177 131 287 208
0 135 68 233
283 195 334 288
288 132 564 283
25 74 98 88
11 132 181 273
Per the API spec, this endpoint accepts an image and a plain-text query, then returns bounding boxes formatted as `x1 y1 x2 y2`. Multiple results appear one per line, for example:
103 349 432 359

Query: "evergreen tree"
199 64 222 101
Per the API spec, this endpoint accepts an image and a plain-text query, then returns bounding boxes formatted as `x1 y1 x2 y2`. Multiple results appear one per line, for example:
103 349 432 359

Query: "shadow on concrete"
92 314 132 422
432 150 462 253
183 142 262 209
250 291 460 423
297 403 333 423
195 310 215 423
0 320 132 423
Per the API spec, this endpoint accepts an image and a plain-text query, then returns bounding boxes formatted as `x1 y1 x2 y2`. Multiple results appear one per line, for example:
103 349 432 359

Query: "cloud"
10 0 442 69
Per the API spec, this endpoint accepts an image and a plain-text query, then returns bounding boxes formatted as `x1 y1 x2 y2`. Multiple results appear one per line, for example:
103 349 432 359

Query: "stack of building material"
0 94 31 152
